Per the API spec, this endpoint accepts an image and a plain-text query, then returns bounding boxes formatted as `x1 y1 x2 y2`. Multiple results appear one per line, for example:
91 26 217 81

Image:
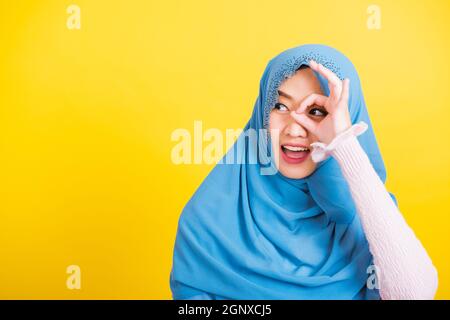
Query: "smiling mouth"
280 145 310 164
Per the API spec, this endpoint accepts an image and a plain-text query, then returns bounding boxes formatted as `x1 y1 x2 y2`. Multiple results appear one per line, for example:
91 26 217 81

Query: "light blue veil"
170 44 397 300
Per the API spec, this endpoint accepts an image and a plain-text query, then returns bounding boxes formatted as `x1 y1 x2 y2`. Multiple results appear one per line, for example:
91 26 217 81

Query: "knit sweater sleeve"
312 123 438 300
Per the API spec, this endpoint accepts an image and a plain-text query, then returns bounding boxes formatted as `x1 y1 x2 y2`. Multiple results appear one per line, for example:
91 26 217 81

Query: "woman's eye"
274 103 289 112
309 108 328 117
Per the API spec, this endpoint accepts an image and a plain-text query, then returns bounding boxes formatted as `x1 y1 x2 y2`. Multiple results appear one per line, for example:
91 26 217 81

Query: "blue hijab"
170 44 397 300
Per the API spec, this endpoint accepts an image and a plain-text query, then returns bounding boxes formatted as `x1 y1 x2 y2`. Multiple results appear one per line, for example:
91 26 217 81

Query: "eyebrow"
278 90 294 100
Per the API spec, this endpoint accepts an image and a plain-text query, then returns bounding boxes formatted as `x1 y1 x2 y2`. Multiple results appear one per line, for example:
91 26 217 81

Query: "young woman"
169 44 438 300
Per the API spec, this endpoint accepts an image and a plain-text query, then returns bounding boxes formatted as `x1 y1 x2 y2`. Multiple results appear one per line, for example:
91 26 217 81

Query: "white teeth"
283 145 309 151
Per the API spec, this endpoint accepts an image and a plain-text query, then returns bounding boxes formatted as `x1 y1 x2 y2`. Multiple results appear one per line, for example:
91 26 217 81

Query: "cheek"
307 131 319 144
269 112 285 132
269 114 283 155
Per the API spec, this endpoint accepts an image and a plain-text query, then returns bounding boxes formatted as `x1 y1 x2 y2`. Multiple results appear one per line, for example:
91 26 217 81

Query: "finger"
295 93 328 113
309 60 342 102
339 78 350 106
309 60 341 87
290 112 318 135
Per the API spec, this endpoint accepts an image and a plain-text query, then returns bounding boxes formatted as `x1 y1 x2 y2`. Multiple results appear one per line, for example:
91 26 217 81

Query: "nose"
285 114 308 138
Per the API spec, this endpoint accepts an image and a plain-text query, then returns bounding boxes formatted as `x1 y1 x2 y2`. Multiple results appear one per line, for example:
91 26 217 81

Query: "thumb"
290 112 318 135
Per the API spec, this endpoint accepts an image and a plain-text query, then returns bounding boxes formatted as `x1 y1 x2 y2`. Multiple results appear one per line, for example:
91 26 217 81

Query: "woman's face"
269 67 327 179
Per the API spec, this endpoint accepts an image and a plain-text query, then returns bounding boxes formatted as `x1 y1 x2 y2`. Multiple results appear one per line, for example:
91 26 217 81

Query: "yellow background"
0 0 449 299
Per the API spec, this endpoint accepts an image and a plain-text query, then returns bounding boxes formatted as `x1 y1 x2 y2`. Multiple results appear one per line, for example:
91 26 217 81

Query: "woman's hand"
290 60 352 145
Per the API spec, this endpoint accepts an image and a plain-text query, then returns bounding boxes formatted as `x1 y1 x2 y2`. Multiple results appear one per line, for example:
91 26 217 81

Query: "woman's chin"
278 160 316 179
